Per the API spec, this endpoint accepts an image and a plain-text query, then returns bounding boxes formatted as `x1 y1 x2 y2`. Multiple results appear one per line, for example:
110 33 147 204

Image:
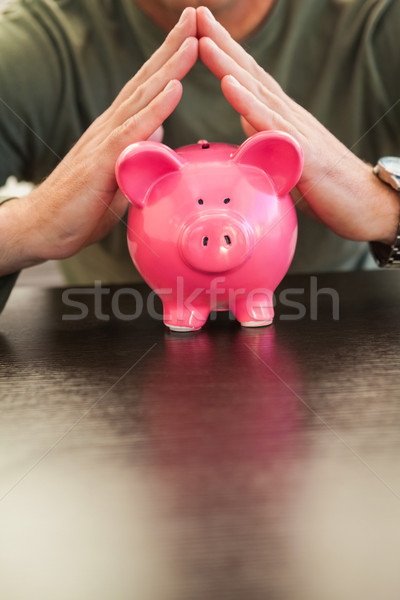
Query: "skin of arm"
196 6 400 247
0 7 198 276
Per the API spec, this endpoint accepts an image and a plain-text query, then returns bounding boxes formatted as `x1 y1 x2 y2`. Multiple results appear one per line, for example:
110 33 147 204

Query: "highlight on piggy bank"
115 131 303 332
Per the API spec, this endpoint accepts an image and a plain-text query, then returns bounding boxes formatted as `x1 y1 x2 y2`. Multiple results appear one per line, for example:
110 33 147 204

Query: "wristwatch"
370 156 400 268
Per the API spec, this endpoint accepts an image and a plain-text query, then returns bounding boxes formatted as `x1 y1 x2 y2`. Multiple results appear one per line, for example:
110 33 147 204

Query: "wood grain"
1 271 400 600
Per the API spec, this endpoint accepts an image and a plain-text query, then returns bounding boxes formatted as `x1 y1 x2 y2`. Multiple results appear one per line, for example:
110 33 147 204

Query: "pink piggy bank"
116 131 303 332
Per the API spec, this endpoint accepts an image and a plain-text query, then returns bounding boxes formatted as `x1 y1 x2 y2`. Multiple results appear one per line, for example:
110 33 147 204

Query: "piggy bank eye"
198 199 204 205
224 197 231 204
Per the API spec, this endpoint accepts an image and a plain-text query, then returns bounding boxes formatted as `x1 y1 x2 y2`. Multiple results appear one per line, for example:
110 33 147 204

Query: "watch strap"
370 226 400 268
371 158 400 267
373 165 400 192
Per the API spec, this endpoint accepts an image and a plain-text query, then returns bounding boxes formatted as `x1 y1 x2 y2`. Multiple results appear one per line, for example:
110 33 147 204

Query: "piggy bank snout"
180 213 253 273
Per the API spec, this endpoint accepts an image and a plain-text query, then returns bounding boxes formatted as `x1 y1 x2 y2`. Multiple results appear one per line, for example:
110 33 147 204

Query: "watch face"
380 156 400 177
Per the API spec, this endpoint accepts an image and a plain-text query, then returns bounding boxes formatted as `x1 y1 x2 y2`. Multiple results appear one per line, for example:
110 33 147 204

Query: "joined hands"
1 5 399 276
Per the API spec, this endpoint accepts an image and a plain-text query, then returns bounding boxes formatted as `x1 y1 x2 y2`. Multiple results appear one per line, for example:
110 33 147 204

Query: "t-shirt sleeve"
0 2 66 185
0 0 108 186
369 0 400 141
0 271 19 314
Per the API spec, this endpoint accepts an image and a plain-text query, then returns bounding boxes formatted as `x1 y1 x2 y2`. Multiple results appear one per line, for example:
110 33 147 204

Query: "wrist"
348 157 400 245
371 177 400 246
356 159 400 245
373 190 400 246
376 220 400 247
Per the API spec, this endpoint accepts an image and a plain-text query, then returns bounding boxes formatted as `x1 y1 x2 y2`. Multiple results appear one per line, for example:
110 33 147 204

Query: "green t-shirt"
1 0 400 309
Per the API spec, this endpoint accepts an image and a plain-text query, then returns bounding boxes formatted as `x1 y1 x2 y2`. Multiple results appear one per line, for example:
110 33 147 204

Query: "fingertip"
198 35 216 61
182 35 199 48
174 7 196 38
196 6 216 38
178 6 196 26
197 6 215 21
221 74 244 100
183 6 196 18
198 35 214 48
163 79 184 109
180 35 199 58
164 79 182 94
180 35 199 68
220 75 250 119
222 74 242 88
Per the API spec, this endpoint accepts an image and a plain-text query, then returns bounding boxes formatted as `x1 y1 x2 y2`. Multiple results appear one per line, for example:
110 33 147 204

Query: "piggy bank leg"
162 299 210 332
234 291 274 327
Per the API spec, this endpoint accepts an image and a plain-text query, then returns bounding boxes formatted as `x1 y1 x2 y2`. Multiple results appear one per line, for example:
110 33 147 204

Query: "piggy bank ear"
232 131 303 196
115 141 184 208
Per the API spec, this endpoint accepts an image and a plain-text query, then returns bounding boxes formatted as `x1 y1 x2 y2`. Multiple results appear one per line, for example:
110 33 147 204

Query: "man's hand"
197 6 400 246
0 7 198 275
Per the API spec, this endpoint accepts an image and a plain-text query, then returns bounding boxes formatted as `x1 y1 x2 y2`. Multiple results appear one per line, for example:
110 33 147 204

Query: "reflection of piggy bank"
116 131 303 331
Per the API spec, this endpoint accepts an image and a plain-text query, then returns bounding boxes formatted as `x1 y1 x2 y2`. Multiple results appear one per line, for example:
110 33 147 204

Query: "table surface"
1 270 400 600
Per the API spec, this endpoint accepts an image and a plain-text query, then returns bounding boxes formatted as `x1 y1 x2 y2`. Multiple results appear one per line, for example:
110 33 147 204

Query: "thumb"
290 187 324 224
88 189 129 245
147 125 164 143
109 188 130 221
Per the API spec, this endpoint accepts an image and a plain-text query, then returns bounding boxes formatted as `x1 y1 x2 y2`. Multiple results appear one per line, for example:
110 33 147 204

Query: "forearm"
296 150 400 246
0 195 45 276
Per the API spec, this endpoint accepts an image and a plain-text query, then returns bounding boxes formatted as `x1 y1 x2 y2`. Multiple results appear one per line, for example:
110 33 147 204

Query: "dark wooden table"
1 271 400 600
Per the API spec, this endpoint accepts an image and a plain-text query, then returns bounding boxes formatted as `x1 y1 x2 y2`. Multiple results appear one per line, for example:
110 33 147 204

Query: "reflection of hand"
197 6 400 245
0 8 198 275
